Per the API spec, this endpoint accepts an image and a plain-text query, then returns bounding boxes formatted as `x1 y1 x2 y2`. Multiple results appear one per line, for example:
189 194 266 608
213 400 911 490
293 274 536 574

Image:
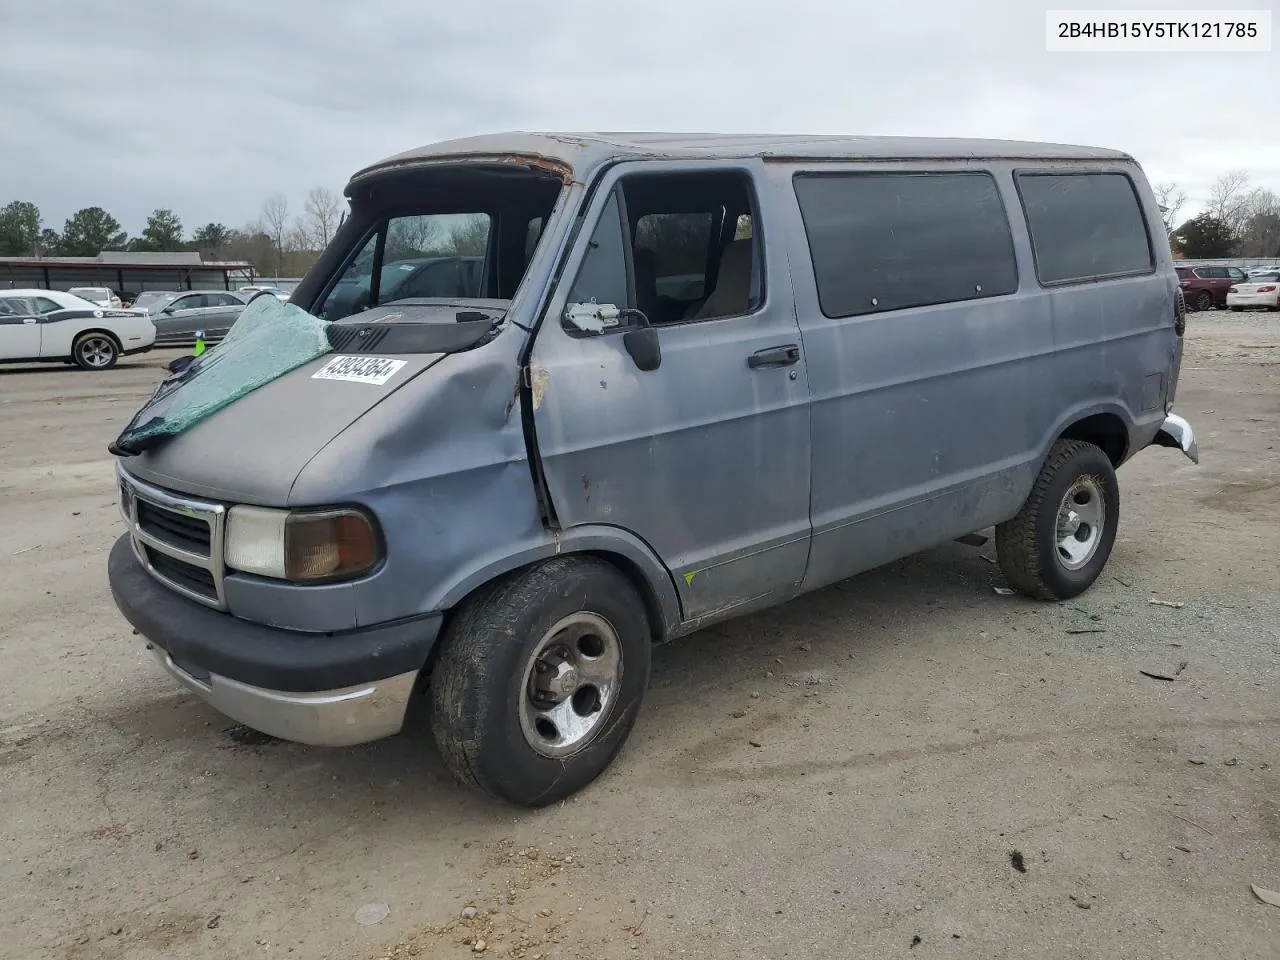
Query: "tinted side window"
34 297 62 314
1017 172 1153 284
793 172 1018 318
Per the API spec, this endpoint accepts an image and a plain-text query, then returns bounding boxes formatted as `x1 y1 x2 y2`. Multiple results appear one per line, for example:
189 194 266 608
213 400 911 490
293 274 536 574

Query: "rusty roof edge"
346 151 580 193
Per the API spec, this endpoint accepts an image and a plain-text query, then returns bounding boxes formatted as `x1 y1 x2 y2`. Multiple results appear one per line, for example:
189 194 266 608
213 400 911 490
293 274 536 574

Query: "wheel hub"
535 658 581 701
518 612 623 759
1055 476 1105 571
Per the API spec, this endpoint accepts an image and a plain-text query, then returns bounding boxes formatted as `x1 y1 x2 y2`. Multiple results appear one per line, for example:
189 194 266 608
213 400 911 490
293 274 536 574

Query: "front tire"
430 557 652 807
995 440 1119 600
72 332 119 370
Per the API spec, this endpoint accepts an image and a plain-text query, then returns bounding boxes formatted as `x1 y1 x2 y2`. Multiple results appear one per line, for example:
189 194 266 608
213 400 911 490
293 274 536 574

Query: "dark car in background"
1175 264 1249 312
319 256 483 321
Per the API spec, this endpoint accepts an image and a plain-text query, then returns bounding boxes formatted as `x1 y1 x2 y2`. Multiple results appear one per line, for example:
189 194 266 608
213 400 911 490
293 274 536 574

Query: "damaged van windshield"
108 165 565 456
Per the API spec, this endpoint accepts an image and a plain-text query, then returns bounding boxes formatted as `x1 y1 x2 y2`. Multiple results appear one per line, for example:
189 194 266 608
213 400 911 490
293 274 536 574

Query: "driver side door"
527 161 813 625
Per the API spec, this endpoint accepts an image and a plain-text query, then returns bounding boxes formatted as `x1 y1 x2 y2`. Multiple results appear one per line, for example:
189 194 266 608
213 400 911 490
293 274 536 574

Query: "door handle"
748 344 800 369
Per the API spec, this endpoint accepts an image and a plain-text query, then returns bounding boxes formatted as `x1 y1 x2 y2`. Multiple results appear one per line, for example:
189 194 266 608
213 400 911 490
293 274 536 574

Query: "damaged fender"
1151 412 1199 464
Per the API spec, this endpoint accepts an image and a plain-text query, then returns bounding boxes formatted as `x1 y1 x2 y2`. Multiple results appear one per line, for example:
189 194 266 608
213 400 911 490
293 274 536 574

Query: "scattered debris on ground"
356 903 390 926
1251 885 1280 908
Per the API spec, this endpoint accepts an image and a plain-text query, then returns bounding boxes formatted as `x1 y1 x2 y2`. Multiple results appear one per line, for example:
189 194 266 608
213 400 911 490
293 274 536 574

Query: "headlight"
225 505 381 582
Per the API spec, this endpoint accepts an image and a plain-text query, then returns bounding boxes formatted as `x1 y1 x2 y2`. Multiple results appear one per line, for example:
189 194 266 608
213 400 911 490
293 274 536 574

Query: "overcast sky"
1 0 1275 236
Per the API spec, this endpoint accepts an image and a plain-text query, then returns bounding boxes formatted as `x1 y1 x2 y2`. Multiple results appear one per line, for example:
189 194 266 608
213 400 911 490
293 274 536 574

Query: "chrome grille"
118 464 228 610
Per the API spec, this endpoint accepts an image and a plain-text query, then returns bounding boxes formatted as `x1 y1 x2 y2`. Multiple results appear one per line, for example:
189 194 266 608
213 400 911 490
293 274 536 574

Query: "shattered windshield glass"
109 296 332 456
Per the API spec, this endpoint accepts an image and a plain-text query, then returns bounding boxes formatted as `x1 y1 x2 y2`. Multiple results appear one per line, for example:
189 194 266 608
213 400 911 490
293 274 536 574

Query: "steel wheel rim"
518 611 623 759
80 337 115 367
1056 475 1105 571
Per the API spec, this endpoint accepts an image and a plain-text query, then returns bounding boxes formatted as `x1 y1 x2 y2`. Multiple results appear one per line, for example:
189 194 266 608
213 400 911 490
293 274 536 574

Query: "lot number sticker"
312 355 406 385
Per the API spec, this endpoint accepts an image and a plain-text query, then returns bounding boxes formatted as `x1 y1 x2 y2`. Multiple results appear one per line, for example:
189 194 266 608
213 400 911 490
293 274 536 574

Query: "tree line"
1155 171 1280 259
0 187 347 277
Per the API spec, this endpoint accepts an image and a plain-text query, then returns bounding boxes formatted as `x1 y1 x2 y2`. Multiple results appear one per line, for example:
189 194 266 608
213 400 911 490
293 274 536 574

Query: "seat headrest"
693 239 754 320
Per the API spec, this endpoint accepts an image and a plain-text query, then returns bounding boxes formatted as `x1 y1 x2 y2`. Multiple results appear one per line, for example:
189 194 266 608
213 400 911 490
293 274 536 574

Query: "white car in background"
68 286 123 309
0 288 155 370
1226 270 1280 312
238 284 291 301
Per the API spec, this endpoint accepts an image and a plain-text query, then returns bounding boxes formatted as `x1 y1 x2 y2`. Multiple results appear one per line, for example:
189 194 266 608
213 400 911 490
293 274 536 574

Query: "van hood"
112 297 508 504
119 351 451 504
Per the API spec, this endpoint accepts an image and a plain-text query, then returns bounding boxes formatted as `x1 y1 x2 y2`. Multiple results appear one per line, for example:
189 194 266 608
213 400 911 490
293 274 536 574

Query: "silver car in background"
136 290 251 344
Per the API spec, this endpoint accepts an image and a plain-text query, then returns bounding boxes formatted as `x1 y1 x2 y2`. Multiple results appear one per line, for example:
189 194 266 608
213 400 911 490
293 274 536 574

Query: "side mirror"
167 355 196 374
565 301 662 372
623 326 661 372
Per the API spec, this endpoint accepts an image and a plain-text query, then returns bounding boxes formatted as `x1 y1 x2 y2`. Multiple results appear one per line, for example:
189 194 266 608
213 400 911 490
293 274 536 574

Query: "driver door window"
564 172 762 329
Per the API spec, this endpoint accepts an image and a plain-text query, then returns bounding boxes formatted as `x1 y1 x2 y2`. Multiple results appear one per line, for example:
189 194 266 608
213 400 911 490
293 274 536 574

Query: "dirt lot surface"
2 319 1279 960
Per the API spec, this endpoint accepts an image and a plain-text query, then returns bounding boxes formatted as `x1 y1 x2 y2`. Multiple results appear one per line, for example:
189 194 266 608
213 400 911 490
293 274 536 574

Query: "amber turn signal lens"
284 509 380 582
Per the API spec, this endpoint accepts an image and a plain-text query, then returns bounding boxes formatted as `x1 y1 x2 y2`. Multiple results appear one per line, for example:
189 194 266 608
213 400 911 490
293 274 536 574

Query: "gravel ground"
1 315 1278 960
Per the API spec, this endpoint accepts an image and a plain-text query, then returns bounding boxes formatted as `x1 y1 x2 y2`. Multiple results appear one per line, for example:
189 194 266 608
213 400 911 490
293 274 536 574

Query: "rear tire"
1193 291 1214 312
430 557 652 807
72 332 119 370
996 440 1119 601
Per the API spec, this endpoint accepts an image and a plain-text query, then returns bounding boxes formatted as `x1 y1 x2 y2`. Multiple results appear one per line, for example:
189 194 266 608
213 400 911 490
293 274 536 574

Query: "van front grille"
118 466 228 610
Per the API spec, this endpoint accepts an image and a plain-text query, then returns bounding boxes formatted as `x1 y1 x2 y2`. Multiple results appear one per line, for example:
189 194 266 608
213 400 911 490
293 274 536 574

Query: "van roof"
350 132 1135 185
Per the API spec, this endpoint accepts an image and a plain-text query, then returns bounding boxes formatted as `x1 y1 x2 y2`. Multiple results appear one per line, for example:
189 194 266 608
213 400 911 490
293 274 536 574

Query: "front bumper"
150 646 418 747
1151 412 1199 464
108 534 440 746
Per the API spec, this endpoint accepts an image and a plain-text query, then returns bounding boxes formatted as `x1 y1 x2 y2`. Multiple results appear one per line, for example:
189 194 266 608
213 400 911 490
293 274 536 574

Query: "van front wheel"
995 440 1119 600
430 557 652 807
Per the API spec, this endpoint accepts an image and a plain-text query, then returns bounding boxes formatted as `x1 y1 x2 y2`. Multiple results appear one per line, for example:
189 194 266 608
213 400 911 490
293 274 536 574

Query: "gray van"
107 133 1198 807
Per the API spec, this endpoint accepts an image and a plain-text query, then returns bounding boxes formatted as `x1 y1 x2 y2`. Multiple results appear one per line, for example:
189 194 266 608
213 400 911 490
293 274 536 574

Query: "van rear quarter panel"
768 159 1175 594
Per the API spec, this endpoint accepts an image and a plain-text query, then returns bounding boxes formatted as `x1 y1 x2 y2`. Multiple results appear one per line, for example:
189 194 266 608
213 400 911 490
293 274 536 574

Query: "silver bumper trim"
1155 412 1199 464
152 648 416 747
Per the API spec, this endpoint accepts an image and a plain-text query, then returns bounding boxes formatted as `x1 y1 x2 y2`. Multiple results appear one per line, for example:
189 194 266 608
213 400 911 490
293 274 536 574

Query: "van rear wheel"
430 557 652 807
995 440 1119 600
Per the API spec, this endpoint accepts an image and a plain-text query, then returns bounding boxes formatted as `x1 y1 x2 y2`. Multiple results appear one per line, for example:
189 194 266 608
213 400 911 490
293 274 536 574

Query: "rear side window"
793 172 1018 319
1017 172 1153 284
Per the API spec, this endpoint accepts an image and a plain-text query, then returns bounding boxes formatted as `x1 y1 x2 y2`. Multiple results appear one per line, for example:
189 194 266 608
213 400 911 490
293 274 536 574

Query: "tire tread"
996 439 1094 600
430 556 641 803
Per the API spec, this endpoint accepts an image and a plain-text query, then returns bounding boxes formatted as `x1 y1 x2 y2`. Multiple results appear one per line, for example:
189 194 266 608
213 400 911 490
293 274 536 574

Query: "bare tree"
1206 170 1251 237
1237 188 1280 258
1153 182 1186 235
261 193 290 276
448 215 490 257
303 186 343 249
